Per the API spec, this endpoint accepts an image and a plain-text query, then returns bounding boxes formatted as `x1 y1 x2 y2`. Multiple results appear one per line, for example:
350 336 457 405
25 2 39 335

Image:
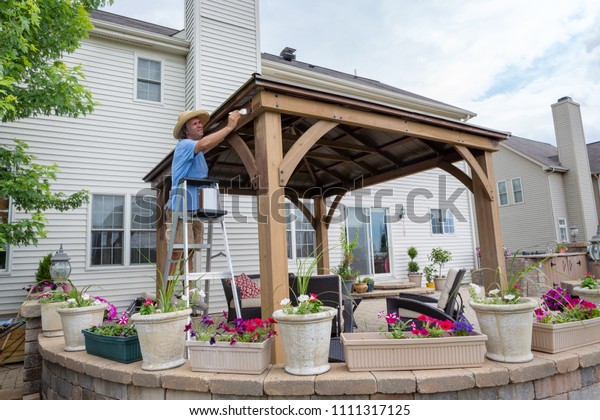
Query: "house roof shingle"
90 10 182 37
503 135 566 170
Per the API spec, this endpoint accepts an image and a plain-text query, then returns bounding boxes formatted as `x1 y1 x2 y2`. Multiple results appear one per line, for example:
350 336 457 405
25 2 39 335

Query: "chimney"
280 47 296 61
551 97 598 241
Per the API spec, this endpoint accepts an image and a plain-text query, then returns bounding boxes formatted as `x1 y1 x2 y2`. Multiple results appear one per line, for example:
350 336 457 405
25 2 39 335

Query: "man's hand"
226 110 243 129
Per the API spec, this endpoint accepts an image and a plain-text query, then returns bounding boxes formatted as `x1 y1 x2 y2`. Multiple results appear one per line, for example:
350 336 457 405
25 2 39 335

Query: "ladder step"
171 244 211 250
171 272 233 281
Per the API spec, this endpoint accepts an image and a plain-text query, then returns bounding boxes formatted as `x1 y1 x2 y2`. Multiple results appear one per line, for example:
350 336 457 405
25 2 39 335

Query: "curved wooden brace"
279 120 339 186
227 134 258 188
325 192 346 227
454 145 494 201
286 190 316 229
438 160 473 193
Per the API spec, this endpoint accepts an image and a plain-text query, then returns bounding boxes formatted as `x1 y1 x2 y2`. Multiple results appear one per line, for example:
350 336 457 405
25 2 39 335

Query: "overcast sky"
102 0 600 145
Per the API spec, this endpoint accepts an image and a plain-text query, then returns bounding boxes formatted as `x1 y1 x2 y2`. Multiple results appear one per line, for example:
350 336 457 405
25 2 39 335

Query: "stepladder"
163 177 242 318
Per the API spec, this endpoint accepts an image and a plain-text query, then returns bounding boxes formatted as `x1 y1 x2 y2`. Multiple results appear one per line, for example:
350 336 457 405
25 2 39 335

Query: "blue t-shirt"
169 139 208 210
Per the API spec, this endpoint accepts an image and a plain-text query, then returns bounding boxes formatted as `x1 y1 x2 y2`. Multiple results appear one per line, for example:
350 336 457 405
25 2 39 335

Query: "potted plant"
423 265 436 289
531 286 600 353
556 243 569 254
468 255 545 362
406 246 422 284
573 272 600 305
353 278 368 294
364 277 375 293
341 312 486 371
82 311 141 363
56 280 109 351
185 314 277 374
130 268 197 371
429 247 452 291
333 226 360 297
272 249 337 375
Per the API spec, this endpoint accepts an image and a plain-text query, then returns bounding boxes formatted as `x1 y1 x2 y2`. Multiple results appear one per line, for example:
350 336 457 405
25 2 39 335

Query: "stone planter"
41 301 69 337
131 308 192 371
341 332 487 371
82 329 142 363
433 277 446 291
469 298 537 363
57 303 107 351
573 286 600 306
186 337 273 374
272 307 336 375
532 316 600 353
407 273 422 285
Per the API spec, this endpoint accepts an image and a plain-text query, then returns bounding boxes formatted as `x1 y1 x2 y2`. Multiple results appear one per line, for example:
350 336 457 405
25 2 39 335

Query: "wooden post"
255 111 288 363
472 150 507 290
155 181 169 295
313 195 330 274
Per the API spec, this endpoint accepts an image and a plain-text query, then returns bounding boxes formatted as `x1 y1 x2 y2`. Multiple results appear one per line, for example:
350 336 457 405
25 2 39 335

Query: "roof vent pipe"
280 47 296 61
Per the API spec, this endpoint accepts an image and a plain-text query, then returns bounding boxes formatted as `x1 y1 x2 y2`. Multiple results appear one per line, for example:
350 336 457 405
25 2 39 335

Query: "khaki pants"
165 210 204 274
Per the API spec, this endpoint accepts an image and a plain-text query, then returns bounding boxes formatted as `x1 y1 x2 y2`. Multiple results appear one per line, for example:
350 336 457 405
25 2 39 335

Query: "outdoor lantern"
589 226 600 262
570 225 579 242
50 244 71 282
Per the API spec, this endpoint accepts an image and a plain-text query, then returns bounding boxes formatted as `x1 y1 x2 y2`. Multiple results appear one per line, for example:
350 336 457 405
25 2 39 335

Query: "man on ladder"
165 109 243 315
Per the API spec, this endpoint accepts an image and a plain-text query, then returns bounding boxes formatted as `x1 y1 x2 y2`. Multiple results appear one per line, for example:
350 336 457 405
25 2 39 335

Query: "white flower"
67 298 76 304
92 299 103 305
181 295 189 301
81 293 90 301
504 294 516 301
199 289 206 298
488 289 500 296
280 298 291 306
298 295 309 303
469 283 481 295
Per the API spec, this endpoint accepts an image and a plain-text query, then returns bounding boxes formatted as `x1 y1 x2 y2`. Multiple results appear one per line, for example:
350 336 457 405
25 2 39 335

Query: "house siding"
548 172 569 241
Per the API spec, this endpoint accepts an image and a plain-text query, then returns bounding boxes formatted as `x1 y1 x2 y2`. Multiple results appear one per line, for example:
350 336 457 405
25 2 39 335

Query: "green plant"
407 246 420 274
535 287 600 324
580 272 598 289
333 225 360 281
377 312 475 339
423 265 435 284
186 314 277 345
428 247 452 278
35 253 53 284
556 243 568 253
280 248 326 315
87 312 137 337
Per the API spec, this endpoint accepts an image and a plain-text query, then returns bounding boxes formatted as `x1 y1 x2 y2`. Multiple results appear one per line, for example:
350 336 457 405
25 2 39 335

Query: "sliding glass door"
346 207 391 276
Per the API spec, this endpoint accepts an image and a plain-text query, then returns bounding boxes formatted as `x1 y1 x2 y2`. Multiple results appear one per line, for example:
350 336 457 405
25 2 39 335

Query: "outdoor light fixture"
50 244 71 282
589 225 600 262
398 204 406 220
570 225 579 243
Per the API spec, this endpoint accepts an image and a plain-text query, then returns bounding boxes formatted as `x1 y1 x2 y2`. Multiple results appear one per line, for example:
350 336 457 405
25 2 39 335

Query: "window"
90 193 158 267
0 197 9 271
497 180 508 206
137 58 162 102
431 208 455 235
285 202 316 260
558 218 568 243
346 207 391 276
511 178 524 204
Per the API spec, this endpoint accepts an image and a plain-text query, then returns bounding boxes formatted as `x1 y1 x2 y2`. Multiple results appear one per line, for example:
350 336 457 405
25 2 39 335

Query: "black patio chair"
386 268 467 329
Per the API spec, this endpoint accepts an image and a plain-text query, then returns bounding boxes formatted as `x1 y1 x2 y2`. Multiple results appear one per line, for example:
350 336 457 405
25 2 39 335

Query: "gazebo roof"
144 73 509 196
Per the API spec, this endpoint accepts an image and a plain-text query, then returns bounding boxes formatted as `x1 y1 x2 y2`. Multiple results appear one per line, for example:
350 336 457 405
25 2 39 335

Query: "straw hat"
172 109 210 139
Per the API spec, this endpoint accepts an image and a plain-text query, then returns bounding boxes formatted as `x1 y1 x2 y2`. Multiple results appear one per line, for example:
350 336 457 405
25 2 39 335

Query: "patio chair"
221 274 262 322
386 268 467 329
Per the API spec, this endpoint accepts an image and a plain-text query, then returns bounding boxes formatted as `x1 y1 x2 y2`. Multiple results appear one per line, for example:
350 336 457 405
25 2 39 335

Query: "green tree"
0 0 113 248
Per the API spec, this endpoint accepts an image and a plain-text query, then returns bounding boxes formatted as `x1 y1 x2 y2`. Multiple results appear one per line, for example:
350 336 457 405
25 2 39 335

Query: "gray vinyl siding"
0 35 187 315
493 147 555 253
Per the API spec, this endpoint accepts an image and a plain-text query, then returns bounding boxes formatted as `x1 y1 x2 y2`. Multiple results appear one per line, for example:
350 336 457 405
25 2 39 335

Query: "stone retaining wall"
38 335 600 400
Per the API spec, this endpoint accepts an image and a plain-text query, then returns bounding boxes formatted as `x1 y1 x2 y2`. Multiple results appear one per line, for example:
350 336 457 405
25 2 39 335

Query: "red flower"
439 320 455 331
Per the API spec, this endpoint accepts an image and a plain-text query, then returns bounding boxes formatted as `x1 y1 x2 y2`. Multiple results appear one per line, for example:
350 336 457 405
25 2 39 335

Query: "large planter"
532 316 600 353
130 308 191 371
407 273 422 285
272 307 336 375
433 277 446 291
41 301 69 337
342 280 354 297
469 298 537 363
573 286 600 306
341 332 487 371
82 329 142 363
186 337 273 374
57 303 107 351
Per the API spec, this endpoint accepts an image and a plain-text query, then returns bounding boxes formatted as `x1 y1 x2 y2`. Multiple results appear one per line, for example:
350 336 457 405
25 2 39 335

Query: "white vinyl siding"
558 218 568 243
497 180 509 206
136 57 162 103
511 177 524 204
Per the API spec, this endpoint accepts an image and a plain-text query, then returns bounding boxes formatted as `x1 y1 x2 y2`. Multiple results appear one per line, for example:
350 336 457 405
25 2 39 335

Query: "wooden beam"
313 195 330 274
227 133 258 188
325 192 346 227
286 192 316 229
254 112 288 364
280 120 339 186
454 145 494 201
255 91 500 151
438 160 473 193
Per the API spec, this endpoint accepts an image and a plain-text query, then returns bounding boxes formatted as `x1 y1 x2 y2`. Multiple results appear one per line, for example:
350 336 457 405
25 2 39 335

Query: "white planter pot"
272 307 336 375
532 316 600 353
469 298 537 363
573 287 600 306
433 277 446 291
407 273 422 285
186 337 273 374
41 301 69 337
131 308 192 371
57 304 107 351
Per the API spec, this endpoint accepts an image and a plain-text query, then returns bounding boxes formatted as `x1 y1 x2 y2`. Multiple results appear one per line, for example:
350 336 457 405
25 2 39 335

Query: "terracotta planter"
573 287 600 306
186 337 273 374
272 307 336 375
354 283 368 293
131 308 191 371
532 316 600 353
57 303 107 351
41 301 69 337
469 298 537 363
433 277 446 291
341 332 487 371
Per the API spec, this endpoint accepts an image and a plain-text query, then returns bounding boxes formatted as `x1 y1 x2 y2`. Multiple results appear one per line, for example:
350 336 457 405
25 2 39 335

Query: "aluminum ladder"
163 177 241 318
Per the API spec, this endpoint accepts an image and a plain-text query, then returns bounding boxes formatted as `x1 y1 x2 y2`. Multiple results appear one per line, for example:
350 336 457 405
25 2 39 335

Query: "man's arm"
194 111 242 154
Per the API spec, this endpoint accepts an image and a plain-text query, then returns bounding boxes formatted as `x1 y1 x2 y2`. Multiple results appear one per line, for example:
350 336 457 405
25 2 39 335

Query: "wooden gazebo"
144 74 509 361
